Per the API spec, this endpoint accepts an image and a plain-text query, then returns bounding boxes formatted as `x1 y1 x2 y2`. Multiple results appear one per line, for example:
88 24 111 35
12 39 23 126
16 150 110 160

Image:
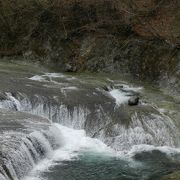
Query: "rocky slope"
0 0 179 95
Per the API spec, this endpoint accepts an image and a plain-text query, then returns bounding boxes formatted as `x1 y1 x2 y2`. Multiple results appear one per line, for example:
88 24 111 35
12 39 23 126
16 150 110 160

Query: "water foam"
0 119 65 180
29 73 74 83
109 84 142 105
0 93 89 129
29 75 46 82
122 84 143 92
24 122 180 180
24 123 114 180
128 144 180 157
1 75 180 179
109 89 130 105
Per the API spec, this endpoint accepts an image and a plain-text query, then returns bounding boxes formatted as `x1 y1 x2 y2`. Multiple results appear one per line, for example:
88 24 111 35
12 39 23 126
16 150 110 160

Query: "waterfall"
99 112 179 151
0 121 63 180
23 123 115 180
0 73 180 179
0 92 90 129
0 91 179 152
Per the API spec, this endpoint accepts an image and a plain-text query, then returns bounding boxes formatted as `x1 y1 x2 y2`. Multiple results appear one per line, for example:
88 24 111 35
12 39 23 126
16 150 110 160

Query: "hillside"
0 0 179 94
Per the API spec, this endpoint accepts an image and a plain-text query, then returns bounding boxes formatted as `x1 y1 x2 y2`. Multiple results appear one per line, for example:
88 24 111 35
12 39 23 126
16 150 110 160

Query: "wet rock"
102 86 109 91
102 85 113 91
0 93 6 101
128 96 139 106
65 63 77 72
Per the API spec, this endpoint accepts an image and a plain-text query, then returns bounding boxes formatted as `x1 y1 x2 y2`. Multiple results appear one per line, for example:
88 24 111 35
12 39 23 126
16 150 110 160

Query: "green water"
42 151 180 180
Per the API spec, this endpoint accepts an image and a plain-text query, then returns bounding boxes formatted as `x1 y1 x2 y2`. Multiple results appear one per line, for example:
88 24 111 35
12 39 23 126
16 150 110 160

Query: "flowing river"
0 60 180 180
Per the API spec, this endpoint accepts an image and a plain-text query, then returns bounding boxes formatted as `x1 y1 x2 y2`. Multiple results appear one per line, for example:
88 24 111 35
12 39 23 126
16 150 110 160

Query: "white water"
24 123 114 180
122 84 143 92
29 73 75 83
1 109 180 180
0 93 20 110
128 144 180 157
24 122 180 180
0 130 56 180
109 84 142 105
29 75 46 82
109 89 130 105
0 92 89 129
1 73 180 180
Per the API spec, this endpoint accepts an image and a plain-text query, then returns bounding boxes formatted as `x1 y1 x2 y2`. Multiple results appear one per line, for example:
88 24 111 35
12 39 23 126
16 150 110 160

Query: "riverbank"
0 0 179 96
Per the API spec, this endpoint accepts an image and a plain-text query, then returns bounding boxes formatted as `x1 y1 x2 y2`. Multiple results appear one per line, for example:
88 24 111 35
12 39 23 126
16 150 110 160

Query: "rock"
0 93 6 101
65 63 77 72
102 86 109 91
162 171 180 180
128 96 139 106
102 85 113 91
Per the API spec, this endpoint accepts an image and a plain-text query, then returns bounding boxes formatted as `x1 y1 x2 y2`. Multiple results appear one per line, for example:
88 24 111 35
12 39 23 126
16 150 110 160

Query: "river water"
0 61 180 180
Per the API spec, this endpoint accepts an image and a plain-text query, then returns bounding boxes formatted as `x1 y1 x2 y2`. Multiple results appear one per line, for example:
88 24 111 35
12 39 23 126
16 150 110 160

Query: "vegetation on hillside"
0 0 179 55
0 1 179 88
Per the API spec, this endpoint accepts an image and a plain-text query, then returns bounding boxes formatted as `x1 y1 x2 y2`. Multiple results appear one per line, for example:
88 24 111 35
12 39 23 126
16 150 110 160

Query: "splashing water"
109 89 130 105
0 70 180 180
23 123 115 180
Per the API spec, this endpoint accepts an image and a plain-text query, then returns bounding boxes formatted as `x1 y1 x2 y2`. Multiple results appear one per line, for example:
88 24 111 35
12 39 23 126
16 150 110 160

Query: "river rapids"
0 61 180 180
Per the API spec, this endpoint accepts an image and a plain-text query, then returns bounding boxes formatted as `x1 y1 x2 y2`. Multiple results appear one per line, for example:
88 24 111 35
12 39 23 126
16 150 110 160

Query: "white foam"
56 124 113 154
6 92 21 111
44 73 65 78
106 78 114 83
122 84 143 92
28 73 76 87
66 77 77 81
0 93 22 110
24 126 180 180
24 176 45 180
23 123 114 180
127 144 180 158
61 86 78 91
109 89 130 105
22 121 180 180
109 83 143 105
29 73 65 82
29 75 46 82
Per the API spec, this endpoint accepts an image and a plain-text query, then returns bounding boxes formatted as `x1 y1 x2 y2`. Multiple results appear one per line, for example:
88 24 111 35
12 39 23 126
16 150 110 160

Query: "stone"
65 63 77 72
128 96 139 106
162 171 180 180
0 93 6 101
102 85 113 91
102 86 109 91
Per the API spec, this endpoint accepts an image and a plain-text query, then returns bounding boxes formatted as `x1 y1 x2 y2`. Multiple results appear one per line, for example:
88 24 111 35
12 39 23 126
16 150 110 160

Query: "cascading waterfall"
23 123 115 180
0 72 180 180
0 92 90 129
100 112 179 151
0 121 63 180
0 88 179 152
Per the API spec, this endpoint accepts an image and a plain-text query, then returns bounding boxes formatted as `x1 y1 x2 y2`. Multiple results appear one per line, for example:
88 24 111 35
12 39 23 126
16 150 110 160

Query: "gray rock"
65 63 77 72
128 96 139 106
0 93 6 101
102 85 113 91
